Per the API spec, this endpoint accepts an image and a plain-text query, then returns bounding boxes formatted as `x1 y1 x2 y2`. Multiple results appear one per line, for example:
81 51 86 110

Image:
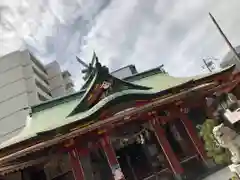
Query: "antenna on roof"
209 13 240 63
201 57 219 72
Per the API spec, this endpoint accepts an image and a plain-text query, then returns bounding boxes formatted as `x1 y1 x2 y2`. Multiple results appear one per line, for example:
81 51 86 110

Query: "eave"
0 64 236 164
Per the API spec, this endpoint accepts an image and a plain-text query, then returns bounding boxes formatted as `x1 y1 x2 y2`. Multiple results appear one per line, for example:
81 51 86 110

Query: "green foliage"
199 119 231 165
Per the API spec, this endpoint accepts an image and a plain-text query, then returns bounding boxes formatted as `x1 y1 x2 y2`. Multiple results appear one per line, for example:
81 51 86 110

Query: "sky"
1 0 240 89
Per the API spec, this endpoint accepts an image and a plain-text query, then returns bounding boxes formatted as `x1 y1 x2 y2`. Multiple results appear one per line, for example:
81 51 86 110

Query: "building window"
38 93 48 101
35 80 52 97
62 71 71 79
32 67 49 85
30 54 48 74
66 82 73 90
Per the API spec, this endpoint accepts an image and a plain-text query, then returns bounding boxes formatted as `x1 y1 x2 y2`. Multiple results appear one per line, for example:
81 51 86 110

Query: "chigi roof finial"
76 51 99 81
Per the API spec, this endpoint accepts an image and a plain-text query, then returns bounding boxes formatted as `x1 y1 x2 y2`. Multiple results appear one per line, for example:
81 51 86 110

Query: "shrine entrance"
88 148 112 180
116 143 151 180
108 113 208 180
111 121 175 180
163 119 207 179
164 123 184 158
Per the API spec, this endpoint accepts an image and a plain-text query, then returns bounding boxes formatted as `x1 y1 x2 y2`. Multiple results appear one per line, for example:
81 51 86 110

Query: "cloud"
1 0 240 89
83 0 240 77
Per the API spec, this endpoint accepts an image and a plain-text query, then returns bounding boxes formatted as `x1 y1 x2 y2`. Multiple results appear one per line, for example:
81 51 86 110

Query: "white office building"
0 50 74 143
220 46 240 72
111 65 138 79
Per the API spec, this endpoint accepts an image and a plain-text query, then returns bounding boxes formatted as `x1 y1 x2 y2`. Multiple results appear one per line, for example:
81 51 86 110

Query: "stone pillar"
149 118 184 179
68 148 85 180
180 113 207 164
100 134 125 180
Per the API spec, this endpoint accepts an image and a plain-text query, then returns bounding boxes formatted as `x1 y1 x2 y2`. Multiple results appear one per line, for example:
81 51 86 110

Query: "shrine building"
0 55 239 180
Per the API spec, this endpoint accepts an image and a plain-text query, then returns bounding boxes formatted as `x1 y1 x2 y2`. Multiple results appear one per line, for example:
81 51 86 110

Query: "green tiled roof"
40 89 157 132
0 96 82 149
130 65 234 92
0 65 235 149
133 73 192 92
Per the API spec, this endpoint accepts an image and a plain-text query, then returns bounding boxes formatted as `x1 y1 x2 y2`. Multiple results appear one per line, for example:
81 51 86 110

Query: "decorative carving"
213 123 240 164
101 81 112 90
70 52 151 115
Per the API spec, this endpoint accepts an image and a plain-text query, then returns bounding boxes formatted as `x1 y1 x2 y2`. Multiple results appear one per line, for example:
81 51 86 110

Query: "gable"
68 60 151 115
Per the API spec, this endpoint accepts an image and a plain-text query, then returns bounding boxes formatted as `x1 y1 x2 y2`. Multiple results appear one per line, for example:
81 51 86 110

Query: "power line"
209 13 240 64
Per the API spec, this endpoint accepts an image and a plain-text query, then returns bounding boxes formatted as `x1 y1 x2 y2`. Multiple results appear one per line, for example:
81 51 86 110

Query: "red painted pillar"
68 148 85 180
100 134 125 180
180 114 207 163
149 118 184 178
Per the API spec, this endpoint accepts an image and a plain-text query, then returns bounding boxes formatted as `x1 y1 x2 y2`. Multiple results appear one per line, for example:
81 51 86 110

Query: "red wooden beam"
222 81 240 93
149 118 184 176
135 100 152 107
68 148 85 180
179 113 207 164
100 134 125 180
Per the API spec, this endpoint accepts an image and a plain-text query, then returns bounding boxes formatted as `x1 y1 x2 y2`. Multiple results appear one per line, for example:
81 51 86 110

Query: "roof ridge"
31 90 85 113
124 65 165 81
111 64 136 74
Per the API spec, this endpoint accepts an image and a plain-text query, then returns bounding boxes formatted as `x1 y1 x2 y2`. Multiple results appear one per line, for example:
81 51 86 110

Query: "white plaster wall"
46 61 67 98
48 75 65 90
50 86 66 98
0 92 29 121
0 66 23 88
63 76 75 94
0 51 32 143
0 51 23 73
0 51 75 143
25 77 38 106
45 61 62 79
0 79 27 104
0 93 29 143
0 109 29 143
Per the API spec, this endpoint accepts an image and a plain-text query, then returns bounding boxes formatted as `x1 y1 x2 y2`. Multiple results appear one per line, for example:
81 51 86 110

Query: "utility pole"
209 13 240 63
